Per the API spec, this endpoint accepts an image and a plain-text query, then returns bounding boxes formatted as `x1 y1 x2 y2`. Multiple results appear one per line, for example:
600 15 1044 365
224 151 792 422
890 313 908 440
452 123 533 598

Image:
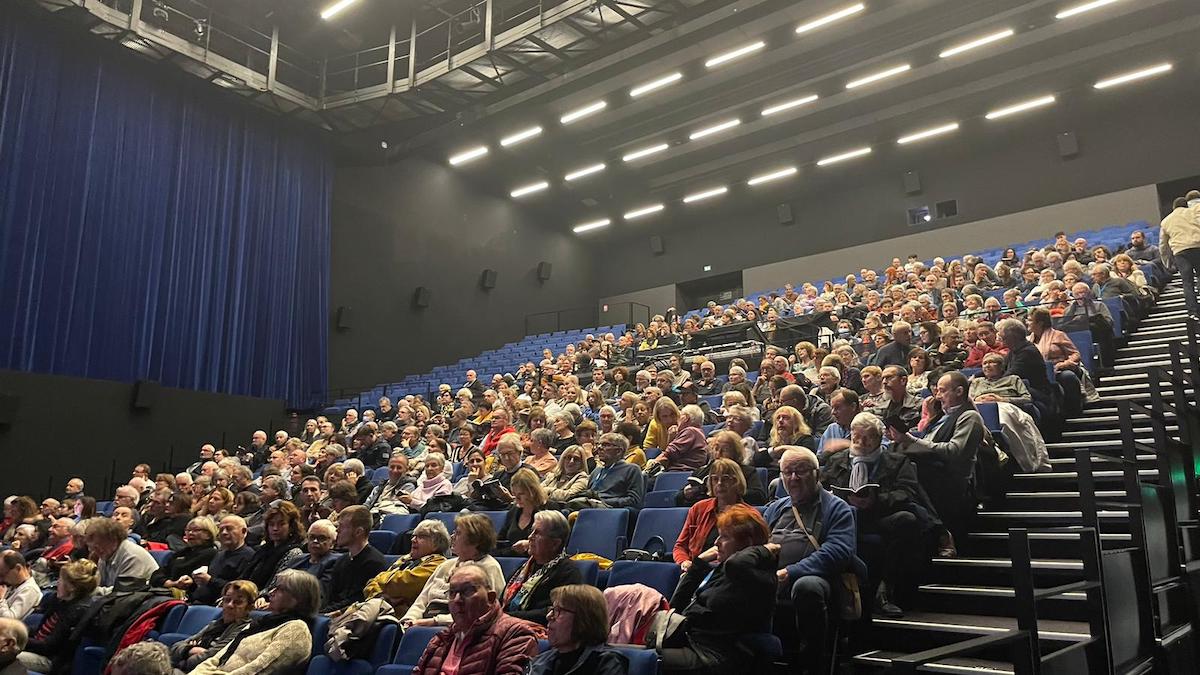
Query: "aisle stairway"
852 276 1194 673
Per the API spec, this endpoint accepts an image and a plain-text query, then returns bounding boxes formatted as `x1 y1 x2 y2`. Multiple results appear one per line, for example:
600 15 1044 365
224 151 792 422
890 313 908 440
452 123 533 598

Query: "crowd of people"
0 223 1182 675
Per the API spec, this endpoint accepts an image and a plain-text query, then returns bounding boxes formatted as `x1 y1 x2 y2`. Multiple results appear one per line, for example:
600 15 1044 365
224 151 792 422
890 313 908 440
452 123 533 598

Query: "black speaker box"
480 269 498 289
537 262 553 281
777 203 794 225
132 380 159 410
0 393 18 425
649 235 664 255
336 306 352 330
414 286 432 308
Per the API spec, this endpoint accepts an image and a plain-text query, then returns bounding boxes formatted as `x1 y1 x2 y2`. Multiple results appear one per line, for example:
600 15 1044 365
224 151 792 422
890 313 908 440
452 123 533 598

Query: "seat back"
612 646 659 675
379 513 421 535
495 556 527 581
653 472 692 494
392 625 441 669
628 507 688 552
367 530 397 554
975 402 1002 435
606 560 682 600
149 550 174 568
1066 330 1096 373
176 605 222 636
567 509 629 560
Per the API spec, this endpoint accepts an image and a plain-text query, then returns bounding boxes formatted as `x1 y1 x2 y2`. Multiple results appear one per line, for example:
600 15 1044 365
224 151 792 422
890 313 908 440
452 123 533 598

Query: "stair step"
1005 490 1123 499
1046 454 1155 465
975 511 1126 521
967 531 1130 543
870 611 1091 641
1011 469 1155 480
853 650 1015 674
1060 426 1175 438
918 584 1087 600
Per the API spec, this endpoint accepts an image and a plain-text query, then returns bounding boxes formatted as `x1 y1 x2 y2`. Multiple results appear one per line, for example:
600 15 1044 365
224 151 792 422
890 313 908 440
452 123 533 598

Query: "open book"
830 483 880 498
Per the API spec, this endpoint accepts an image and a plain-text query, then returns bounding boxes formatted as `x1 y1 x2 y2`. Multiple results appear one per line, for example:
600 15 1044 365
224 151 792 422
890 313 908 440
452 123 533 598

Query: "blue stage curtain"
0 6 330 406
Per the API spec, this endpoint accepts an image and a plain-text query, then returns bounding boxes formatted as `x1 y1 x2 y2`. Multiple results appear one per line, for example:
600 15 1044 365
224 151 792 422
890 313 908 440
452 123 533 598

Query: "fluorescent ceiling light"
817 147 871 166
897 122 960 145
761 94 819 116
630 72 682 98
510 181 550 198
939 29 1015 58
796 3 865 35
560 101 607 125
985 95 1056 120
624 204 665 220
622 143 669 162
320 0 359 20
448 146 488 165
573 218 610 234
1055 0 1120 20
682 186 728 204
705 41 766 68
747 166 798 186
1093 62 1172 89
564 163 606 181
689 119 741 141
846 64 910 89
500 126 543 147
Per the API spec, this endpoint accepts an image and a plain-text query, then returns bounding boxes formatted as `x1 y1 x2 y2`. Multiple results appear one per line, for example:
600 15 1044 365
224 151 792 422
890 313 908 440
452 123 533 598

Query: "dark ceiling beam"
599 0 648 32
492 50 547 81
460 64 504 88
523 34 571 62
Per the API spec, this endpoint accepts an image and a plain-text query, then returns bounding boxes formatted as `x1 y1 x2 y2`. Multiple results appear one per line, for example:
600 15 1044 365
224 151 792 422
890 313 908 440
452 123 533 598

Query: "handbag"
619 535 668 562
645 608 688 651
792 505 862 621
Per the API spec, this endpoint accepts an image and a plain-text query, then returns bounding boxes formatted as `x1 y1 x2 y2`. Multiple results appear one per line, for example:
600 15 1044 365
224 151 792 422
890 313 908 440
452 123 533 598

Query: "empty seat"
156 605 222 646
607 560 682 599
567 509 629 560
629 508 688 552
653 472 692 494
378 625 442 675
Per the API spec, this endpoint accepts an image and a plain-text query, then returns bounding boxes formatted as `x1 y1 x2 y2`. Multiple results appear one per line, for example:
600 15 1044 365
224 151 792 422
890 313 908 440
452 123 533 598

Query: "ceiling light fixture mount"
985 95 1056 120
448 146 488 165
1093 62 1173 89
795 3 866 35
630 72 683 98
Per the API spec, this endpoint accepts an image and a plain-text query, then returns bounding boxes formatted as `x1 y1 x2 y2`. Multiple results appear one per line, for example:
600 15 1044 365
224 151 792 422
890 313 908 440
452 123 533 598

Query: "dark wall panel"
328 159 597 392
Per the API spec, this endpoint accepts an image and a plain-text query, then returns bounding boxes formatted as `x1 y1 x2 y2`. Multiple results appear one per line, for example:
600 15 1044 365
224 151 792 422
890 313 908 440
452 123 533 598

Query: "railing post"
386 24 397 91
267 25 279 91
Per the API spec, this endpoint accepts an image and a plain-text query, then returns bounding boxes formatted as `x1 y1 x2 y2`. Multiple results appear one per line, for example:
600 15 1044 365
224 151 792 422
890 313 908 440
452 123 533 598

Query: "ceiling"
33 0 1200 237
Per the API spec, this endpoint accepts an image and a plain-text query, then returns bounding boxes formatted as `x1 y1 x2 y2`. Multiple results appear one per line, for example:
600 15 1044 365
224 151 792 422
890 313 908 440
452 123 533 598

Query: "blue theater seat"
652 472 692 494
380 513 421 535
629 507 688 552
155 605 221 647
567 509 628 560
607 560 682 599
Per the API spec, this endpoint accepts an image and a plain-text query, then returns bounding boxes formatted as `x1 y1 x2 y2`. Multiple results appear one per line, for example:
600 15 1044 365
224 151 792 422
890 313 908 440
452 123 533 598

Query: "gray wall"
329 158 598 392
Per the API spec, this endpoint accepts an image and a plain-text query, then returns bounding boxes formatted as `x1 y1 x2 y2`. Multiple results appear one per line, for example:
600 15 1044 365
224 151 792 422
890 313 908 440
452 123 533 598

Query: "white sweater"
400 555 505 626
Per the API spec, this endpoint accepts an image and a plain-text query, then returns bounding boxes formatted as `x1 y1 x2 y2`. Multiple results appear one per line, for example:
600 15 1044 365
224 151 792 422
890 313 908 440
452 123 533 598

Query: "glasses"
547 605 575 619
446 584 478 599
781 466 816 478
711 475 738 485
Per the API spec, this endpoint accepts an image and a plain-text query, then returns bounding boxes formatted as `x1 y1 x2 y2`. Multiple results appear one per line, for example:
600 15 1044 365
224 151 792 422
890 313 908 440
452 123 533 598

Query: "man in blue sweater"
763 447 863 674
570 433 644 510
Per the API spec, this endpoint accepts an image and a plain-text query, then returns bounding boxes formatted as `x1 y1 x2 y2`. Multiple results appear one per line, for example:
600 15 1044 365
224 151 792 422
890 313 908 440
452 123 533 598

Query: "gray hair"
551 411 576 430
680 404 705 426
232 465 252 482
343 458 365 476
381 421 399 433
324 443 346 460
262 475 288 496
728 365 746 377
109 641 170 675
272 569 322 616
0 617 26 651
596 432 629 453
530 428 555 448
819 366 841 381
309 519 337 540
599 405 617 417
849 412 885 442
778 446 819 471
1092 262 1111 277
425 424 445 438
996 318 1027 341
451 562 495 592
533 509 571 544
726 405 754 426
412 519 451 554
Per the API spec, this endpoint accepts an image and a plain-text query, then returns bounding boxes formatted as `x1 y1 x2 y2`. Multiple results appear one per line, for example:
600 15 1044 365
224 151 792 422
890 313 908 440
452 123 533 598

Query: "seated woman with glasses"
401 513 506 629
528 584 629 675
361 519 451 614
499 510 582 625
674 458 753 572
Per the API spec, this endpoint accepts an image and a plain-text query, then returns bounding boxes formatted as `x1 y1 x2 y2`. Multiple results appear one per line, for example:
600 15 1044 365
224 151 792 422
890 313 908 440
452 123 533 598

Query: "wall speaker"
649 235 665 255
777 203 794 226
0 393 18 425
1057 131 1079 159
414 286 432 308
903 171 922 195
480 269 498 289
537 262 553 282
132 380 159 410
335 306 352 330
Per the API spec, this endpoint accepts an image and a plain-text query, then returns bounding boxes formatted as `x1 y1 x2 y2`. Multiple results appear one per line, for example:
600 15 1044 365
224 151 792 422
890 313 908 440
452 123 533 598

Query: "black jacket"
320 545 387 613
821 450 921 519
873 340 911 369
149 544 217 588
1003 341 1053 409
673 546 777 646
26 595 93 674
505 559 584 625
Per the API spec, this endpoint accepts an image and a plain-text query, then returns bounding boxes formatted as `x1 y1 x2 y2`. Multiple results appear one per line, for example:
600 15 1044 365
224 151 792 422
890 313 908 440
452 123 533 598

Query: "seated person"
322 506 387 615
412 564 539 675
540 446 590 505
404 452 453 512
820 413 925 618
645 405 710 474
676 432 766 507
17 559 97 673
763 448 863 673
567 433 644 511
527 585 629 675
190 570 319 675
29 518 75 587
0 550 44 621
169 580 255 672
499 511 582 625
889 371 985 558
295 477 333 527
756 405 815 468
138 490 192 546
402 513 506 629
614 422 647 469
188 515 256 605
152 517 218 590
674 458 756 567
470 434 535 511
240 502 306 592
661 504 778 674
871 365 923 430
817 389 860 459
997 318 1055 420
964 320 1009 368
85 518 158 595
970 353 1032 406
362 519 450 613
495 471 549 557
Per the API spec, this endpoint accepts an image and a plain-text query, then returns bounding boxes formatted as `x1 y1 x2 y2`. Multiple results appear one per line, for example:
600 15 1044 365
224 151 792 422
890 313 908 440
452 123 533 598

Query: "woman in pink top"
406 453 453 511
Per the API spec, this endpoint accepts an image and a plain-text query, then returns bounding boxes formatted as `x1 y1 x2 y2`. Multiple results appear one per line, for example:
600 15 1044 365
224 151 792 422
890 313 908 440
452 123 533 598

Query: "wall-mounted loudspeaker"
414 287 432 308
537 262 553 282
903 171 922 195
335 306 352 330
649 236 664 255
777 203 794 226
132 380 159 410
1057 131 1079 159
0 393 18 425
480 269 497 289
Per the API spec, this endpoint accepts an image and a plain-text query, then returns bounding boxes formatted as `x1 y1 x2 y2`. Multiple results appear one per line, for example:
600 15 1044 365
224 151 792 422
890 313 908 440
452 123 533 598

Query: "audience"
169 580 256 672
571 433 644 510
87 518 158 595
362 519 450 613
18 559 97 672
402 513 506 629
321 506 387 614
528 584 628 675
500 510 582 625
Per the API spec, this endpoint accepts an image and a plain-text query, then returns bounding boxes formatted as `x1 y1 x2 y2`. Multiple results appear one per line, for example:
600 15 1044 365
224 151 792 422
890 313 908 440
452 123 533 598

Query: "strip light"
985 95 1056 120
573 219 611 234
689 119 741 141
682 186 728 204
705 41 766 68
500 126 543 147
564 163 606 181
762 94 819 116
622 143 670 162
448 146 488 165
624 204 665 220
630 73 683 98
510 181 549 198
1055 0 1120 20
939 29 1015 58
897 122 960 145
560 101 607 125
320 0 359 20
796 3 865 35
846 64 910 89
747 167 798 186
817 147 872 166
1093 63 1172 89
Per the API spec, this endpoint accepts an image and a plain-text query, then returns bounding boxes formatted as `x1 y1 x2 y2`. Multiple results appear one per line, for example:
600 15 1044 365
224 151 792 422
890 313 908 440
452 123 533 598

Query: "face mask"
1188 199 1200 208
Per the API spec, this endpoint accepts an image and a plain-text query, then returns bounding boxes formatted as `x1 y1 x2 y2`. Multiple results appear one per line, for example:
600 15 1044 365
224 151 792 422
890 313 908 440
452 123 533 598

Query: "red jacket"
964 342 1009 368
673 498 719 565
414 604 538 675
480 426 517 457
